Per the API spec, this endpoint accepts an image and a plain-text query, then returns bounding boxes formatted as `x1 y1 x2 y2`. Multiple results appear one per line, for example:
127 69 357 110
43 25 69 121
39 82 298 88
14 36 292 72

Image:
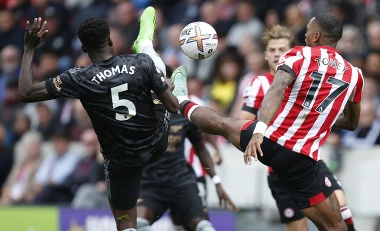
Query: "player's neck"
88 49 114 63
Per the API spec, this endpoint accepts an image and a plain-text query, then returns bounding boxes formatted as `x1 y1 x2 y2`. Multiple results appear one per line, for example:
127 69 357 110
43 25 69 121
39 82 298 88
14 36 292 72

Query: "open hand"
216 184 238 211
24 17 48 49
243 133 264 165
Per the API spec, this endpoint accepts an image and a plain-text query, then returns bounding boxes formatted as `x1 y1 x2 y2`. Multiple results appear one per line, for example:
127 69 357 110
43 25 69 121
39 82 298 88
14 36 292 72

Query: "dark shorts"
268 159 342 223
137 183 208 229
268 172 304 223
104 159 142 210
240 121 335 209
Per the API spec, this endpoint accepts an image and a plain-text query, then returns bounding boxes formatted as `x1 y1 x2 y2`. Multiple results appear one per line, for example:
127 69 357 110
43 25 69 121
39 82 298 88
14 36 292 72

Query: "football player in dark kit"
137 73 237 231
18 12 179 231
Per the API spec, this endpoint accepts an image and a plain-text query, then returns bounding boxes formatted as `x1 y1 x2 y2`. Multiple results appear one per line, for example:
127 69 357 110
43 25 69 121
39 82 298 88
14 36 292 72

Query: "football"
179 21 218 60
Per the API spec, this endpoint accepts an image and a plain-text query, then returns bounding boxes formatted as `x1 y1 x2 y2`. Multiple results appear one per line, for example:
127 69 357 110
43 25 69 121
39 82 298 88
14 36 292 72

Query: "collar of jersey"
93 55 117 65
313 46 337 53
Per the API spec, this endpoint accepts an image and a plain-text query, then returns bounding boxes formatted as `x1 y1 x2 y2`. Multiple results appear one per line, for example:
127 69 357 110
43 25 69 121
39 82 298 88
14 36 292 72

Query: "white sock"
141 43 166 77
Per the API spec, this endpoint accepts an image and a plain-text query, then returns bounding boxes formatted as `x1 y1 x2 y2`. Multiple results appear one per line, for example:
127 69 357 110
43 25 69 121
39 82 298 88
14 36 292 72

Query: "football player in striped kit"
171 13 363 231
240 25 355 231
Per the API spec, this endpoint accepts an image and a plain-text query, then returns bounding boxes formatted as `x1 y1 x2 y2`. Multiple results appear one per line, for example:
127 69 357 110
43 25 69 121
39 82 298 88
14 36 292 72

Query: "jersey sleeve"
241 77 263 115
349 68 364 102
141 54 169 96
45 67 82 99
276 46 304 79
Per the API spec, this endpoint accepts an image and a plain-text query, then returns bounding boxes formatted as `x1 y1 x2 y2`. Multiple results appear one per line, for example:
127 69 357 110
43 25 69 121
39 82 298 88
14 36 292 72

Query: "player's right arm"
18 17 52 102
158 89 179 114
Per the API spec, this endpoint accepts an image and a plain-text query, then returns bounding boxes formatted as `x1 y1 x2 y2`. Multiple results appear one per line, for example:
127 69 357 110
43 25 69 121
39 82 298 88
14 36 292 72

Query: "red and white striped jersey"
264 46 364 160
242 73 274 114
242 73 274 174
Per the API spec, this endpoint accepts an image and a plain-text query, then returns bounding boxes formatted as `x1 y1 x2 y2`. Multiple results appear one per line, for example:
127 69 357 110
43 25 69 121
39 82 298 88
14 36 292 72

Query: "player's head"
262 25 295 73
305 13 343 47
77 17 112 53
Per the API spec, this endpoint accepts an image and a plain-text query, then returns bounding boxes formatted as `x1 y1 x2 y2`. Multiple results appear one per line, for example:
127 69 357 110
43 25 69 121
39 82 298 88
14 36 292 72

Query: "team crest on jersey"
170 125 183 133
153 99 162 104
284 208 295 218
52 76 62 91
325 177 332 187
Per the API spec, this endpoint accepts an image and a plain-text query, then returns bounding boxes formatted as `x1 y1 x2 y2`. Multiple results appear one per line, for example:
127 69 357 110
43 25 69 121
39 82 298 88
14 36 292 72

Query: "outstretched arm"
18 17 52 102
244 69 294 164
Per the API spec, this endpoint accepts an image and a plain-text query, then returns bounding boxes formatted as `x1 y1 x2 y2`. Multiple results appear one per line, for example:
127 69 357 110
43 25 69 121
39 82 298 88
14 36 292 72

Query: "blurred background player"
239 25 356 231
132 8 237 229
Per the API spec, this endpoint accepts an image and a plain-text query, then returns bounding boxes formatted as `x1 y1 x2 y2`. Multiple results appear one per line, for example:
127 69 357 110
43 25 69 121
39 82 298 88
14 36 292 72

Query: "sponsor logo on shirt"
53 76 62 91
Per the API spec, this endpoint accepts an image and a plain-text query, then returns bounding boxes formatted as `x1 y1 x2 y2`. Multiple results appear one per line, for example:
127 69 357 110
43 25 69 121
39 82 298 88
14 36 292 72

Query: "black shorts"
137 183 208 229
268 159 343 223
268 171 304 223
240 121 335 209
104 159 142 210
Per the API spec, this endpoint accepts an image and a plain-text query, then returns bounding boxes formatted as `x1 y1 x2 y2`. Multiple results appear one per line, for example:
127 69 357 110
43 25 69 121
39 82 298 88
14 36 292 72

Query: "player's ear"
314 31 321 42
108 38 113 47
81 45 88 53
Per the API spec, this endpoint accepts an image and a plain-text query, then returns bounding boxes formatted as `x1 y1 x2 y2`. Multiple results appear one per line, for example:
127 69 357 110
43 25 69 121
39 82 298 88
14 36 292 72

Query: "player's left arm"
193 140 238 211
19 17 52 102
334 101 360 131
244 69 294 164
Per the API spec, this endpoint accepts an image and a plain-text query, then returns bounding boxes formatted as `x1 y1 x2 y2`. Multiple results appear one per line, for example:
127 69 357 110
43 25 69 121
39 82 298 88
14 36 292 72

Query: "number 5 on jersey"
111 83 136 121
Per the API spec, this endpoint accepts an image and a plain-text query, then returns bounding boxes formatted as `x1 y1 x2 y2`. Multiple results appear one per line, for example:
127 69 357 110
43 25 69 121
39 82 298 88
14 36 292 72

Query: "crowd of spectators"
1 0 380 208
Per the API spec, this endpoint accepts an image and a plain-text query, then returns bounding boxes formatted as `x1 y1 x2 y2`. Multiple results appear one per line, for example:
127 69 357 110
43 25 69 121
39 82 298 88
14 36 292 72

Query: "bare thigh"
300 192 347 231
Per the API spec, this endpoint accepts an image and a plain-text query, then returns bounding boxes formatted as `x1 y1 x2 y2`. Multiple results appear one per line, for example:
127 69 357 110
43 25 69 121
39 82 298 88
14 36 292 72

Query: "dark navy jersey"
45 53 169 166
141 113 203 186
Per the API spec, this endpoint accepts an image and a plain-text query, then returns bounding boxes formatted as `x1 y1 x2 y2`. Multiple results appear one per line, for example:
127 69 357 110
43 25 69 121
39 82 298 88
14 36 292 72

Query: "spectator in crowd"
32 4 73 68
0 9 24 51
284 4 308 45
9 109 31 149
110 27 130 55
0 130 43 205
0 79 24 130
63 128 105 207
229 50 267 119
108 0 139 50
34 102 60 141
209 50 244 116
33 52 61 82
0 45 21 104
366 20 380 52
226 0 264 49
70 129 107 209
32 130 81 204
0 122 13 190
341 100 380 148
364 52 380 79
162 23 187 69
361 77 380 114
336 24 367 64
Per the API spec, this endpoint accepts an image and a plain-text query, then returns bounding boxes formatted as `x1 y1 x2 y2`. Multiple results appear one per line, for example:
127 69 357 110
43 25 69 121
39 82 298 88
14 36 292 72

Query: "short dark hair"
314 13 343 43
77 17 110 51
